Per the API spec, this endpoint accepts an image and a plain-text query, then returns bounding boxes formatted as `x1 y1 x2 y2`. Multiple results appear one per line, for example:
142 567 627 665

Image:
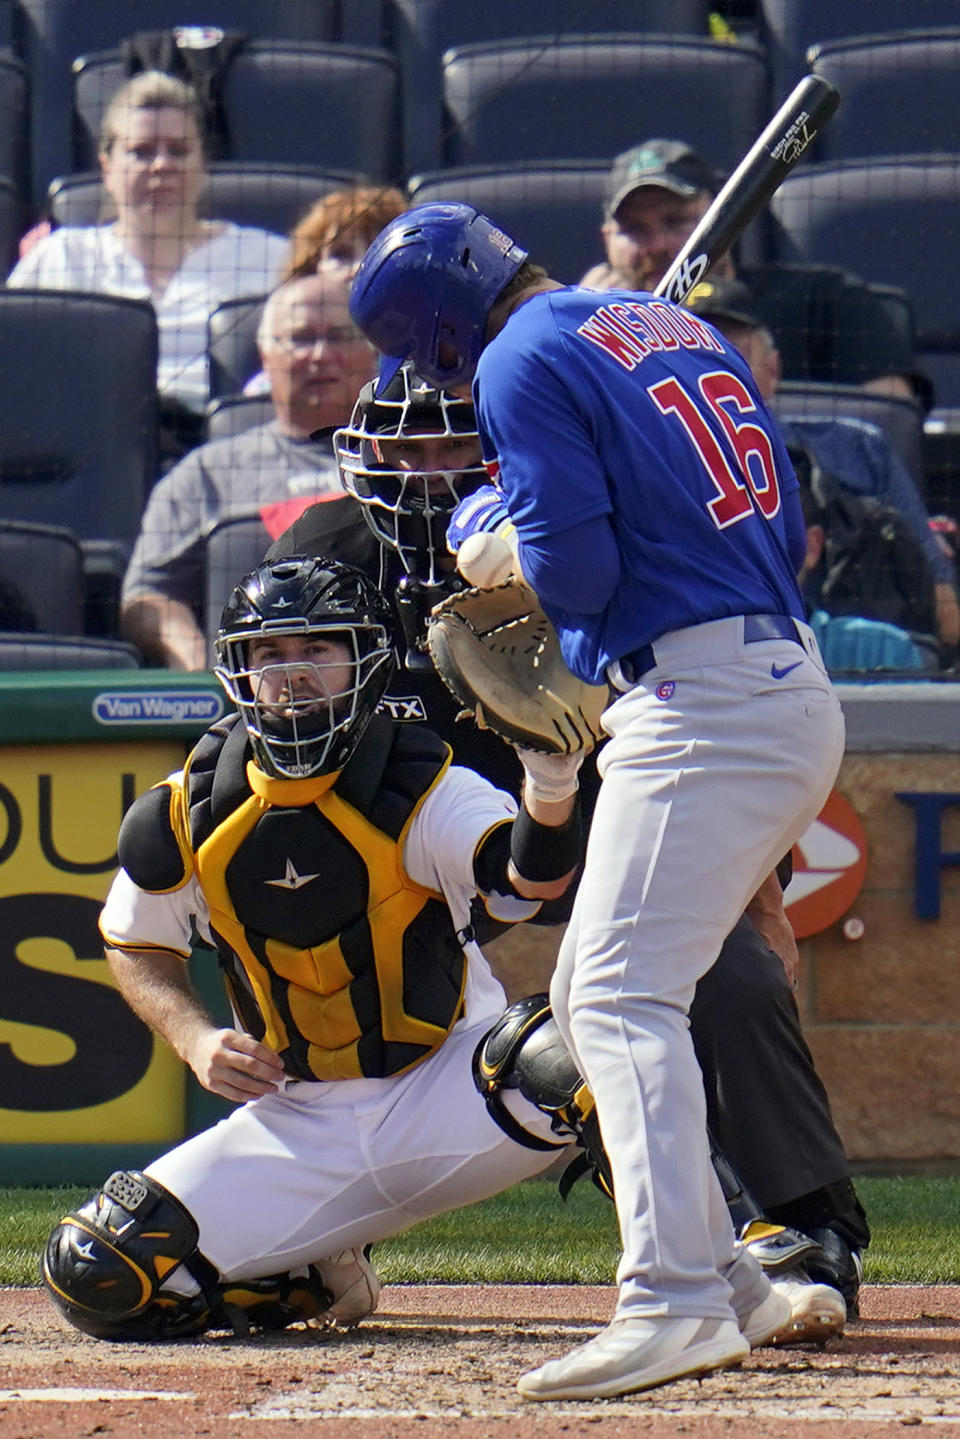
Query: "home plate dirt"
1 1285 959 1438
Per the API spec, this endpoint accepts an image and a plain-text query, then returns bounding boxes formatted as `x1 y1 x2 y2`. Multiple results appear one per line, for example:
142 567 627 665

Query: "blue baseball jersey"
474 287 806 685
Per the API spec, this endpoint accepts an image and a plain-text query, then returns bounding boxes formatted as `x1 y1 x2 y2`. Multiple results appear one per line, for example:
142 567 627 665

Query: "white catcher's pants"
549 615 845 1321
147 1011 560 1280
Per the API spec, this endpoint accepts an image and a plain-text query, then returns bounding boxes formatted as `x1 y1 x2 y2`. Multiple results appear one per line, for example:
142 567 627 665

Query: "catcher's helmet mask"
335 360 486 588
215 557 397 778
349 203 528 392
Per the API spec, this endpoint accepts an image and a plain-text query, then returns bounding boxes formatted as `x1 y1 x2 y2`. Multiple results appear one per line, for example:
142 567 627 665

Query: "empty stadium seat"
757 0 960 89
409 162 608 284
769 157 960 399
15 0 341 201
441 36 770 172
204 513 277 656
73 42 402 180
739 261 919 395
0 48 27 194
810 31 960 163
772 382 925 481
921 409 960 516
207 296 268 401
0 290 158 591
0 520 85 634
0 174 21 272
47 163 356 240
387 0 713 172
914 352 960 414
0 634 143 669
205 395 275 442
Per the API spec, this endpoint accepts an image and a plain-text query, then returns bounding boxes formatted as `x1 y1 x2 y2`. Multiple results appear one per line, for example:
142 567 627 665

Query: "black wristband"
509 798 583 884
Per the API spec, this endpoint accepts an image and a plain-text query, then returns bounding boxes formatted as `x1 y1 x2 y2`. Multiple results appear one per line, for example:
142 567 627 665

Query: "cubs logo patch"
655 681 676 701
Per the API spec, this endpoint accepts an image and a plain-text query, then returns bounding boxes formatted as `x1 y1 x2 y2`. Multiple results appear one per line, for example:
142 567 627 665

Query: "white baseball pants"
147 1010 561 1280
549 615 845 1321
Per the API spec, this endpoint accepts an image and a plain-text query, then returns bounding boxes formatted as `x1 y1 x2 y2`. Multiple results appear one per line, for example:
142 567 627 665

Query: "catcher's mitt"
426 578 609 755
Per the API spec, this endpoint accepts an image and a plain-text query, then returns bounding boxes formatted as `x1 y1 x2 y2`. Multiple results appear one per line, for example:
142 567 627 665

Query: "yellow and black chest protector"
119 713 465 1081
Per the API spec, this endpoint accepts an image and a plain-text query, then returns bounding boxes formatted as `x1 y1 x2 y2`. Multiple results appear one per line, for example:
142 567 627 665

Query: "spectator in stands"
581 137 931 410
283 184 408 283
6 71 287 458
121 268 376 670
240 186 408 400
796 475 932 675
581 139 732 293
683 277 959 657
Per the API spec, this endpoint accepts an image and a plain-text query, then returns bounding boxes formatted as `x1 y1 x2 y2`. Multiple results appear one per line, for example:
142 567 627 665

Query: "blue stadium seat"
0 520 85 634
920 407 960 514
73 42 402 180
738 261 919 398
769 157 960 401
772 382 924 482
205 395 275 441
810 30 960 163
409 161 608 285
204 513 278 656
14 0 341 203
441 36 770 172
915 352 960 413
0 174 21 273
207 296 268 401
0 633 143 669
0 290 158 588
387 0 713 173
0 48 27 195
757 0 960 90
47 163 356 241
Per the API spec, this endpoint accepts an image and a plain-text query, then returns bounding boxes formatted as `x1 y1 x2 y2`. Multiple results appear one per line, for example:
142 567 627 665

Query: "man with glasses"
121 269 376 668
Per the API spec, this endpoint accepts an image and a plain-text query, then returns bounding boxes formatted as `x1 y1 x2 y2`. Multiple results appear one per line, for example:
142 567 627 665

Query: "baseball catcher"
42 556 594 1341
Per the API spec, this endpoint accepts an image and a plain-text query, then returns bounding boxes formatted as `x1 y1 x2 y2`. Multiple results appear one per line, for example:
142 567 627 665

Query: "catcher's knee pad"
472 995 613 1199
42 1170 218 1341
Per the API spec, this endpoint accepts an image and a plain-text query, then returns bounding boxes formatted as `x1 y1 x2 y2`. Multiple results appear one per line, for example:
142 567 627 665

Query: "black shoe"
802 1226 863 1318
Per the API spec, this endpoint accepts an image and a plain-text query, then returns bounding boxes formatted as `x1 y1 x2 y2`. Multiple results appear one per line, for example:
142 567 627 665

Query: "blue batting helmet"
349 203 528 394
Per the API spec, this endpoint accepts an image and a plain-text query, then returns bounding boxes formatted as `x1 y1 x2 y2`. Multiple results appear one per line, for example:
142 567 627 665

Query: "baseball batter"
349 204 846 1399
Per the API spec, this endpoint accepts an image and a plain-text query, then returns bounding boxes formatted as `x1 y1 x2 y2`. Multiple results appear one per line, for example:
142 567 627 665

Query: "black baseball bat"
655 73 841 306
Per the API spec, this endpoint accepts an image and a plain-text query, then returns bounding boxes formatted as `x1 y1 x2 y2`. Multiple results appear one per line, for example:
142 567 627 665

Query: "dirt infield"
2 1284 959 1438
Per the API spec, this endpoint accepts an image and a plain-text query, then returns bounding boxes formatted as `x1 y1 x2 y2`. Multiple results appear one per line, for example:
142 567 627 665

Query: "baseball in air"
842 916 865 941
456 531 516 587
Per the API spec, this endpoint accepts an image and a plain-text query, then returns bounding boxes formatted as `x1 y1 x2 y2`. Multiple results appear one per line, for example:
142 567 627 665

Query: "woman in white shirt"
7 71 287 443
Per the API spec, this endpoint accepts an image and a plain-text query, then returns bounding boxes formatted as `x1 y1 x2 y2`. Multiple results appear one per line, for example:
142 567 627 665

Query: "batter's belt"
608 613 820 692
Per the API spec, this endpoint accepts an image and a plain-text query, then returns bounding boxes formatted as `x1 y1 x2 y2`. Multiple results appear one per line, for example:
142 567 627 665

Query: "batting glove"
446 485 516 555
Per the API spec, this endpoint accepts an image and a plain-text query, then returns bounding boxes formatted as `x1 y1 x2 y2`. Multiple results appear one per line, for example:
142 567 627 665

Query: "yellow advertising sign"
0 743 188 1144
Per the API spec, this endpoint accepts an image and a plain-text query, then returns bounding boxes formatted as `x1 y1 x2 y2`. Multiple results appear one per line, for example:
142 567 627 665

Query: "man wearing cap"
582 138 932 413
683 278 959 653
581 138 733 294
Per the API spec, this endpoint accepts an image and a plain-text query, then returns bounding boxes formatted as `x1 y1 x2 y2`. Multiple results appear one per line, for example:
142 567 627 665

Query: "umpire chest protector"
119 713 465 1082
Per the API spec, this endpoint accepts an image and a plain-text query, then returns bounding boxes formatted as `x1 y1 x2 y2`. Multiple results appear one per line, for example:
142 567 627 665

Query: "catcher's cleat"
312 1247 381 1328
740 1218 821 1274
766 1273 847 1345
213 1268 334 1336
801 1226 863 1319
